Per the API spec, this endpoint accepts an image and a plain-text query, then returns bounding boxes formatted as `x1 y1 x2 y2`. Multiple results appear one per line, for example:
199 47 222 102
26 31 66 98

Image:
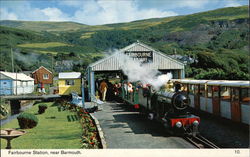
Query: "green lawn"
0 102 82 149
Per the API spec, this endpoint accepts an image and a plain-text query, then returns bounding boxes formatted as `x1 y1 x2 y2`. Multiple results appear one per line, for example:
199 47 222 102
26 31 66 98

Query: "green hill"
0 6 249 80
0 20 113 32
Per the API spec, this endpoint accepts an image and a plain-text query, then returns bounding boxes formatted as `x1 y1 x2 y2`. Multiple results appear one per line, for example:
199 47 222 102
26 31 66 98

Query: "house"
32 66 53 85
58 72 81 95
0 71 34 95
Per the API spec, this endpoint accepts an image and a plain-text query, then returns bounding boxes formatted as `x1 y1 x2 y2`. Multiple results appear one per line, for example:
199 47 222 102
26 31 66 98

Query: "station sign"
124 51 153 63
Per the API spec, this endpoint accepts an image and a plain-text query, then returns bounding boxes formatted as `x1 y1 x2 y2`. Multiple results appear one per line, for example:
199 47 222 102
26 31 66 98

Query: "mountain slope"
0 20 112 32
0 6 249 80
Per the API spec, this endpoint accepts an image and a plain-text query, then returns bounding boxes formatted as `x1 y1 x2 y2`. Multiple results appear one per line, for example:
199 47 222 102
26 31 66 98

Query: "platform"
90 102 195 148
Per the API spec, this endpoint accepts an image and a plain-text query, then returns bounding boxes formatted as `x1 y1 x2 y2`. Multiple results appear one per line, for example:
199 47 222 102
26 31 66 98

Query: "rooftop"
0 71 34 81
58 72 81 79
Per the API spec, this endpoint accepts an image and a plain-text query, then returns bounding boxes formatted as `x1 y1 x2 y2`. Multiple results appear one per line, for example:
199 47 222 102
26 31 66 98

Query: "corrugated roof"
206 80 250 87
172 79 250 87
88 41 184 71
58 72 81 79
0 71 34 81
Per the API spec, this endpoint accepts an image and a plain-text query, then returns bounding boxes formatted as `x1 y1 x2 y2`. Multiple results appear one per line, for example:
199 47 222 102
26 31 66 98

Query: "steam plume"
115 51 172 90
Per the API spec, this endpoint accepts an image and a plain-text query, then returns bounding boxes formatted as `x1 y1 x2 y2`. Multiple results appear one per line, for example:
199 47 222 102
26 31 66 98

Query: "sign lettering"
124 51 153 63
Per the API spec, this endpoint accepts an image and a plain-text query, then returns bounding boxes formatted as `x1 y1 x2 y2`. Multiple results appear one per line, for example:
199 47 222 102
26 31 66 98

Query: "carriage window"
200 85 205 97
212 86 220 97
194 85 199 95
189 84 195 95
182 84 188 92
241 88 250 104
207 86 212 98
231 88 239 101
220 86 230 101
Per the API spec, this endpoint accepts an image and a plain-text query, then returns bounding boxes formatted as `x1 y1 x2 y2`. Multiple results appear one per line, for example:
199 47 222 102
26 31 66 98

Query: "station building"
86 41 185 99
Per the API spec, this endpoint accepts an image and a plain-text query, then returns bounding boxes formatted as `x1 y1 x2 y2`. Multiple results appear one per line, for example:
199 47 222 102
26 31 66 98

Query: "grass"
17 42 71 48
0 102 82 149
80 32 96 39
38 50 58 55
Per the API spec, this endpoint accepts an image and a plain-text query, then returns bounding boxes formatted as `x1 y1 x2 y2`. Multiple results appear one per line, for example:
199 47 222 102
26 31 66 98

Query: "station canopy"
86 41 185 100
87 41 184 72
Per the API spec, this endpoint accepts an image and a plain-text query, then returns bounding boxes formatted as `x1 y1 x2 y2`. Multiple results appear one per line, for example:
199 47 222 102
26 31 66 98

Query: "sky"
0 0 248 25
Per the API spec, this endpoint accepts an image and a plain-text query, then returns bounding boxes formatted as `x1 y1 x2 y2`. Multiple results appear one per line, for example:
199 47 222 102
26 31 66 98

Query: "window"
43 74 49 79
220 86 230 101
207 86 212 98
189 84 195 95
212 86 220 97
65 80 74 85
231 87 239 101
200 85 206 97
194 85 199 95
241 88 250 104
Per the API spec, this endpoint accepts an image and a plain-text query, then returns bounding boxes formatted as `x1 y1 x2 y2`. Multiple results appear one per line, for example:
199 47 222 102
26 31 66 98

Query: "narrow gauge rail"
184 135 219 149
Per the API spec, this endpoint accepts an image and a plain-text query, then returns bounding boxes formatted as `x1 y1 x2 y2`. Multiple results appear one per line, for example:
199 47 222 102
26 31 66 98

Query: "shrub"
38 104 48 114
17 113 38 129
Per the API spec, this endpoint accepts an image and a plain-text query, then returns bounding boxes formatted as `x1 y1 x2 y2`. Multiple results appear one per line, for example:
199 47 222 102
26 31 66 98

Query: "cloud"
177 0 210 9
0 8 18 20
1 0 177 24
0 1 69 21
41 7 69 21
224 1 242 7
73 0 178 25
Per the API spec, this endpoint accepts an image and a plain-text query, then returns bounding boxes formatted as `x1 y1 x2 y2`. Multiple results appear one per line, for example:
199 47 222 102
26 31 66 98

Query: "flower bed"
77 107 101 148
57 99 101 149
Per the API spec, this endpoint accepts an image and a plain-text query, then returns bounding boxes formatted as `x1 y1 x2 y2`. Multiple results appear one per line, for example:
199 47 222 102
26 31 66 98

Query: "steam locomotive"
120 82 200 136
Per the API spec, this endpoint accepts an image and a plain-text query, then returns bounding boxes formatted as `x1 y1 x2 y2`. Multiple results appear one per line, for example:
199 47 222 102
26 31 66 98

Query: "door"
194 85 200 109
212 86 220 116
231 87 241 122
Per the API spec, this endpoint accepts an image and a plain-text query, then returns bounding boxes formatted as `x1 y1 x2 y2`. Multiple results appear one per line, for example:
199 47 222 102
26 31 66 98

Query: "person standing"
41 82 46 94
37 82 41 93
99 80 108 101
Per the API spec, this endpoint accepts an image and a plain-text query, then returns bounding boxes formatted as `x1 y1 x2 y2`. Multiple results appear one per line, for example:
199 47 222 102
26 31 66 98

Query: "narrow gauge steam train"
120 81 200 136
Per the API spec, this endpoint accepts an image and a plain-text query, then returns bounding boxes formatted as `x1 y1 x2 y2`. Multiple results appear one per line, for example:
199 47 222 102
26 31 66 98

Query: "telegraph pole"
51 54 53 73
15 69 17 95
11 48 14 72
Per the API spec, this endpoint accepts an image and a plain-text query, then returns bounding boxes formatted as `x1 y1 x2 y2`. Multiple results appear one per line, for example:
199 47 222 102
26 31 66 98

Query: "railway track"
184 135 219 149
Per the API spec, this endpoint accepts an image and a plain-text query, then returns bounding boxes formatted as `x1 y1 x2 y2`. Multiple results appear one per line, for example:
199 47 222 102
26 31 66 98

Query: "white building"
0 71 34 95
